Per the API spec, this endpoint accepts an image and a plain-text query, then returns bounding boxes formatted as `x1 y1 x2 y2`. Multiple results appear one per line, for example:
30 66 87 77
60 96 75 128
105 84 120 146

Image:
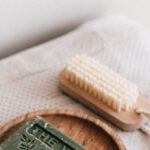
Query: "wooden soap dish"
59 71 150 131
0 109 125 150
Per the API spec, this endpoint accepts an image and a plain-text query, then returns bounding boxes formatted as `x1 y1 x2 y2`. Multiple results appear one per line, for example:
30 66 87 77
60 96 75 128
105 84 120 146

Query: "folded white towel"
0 16 149 149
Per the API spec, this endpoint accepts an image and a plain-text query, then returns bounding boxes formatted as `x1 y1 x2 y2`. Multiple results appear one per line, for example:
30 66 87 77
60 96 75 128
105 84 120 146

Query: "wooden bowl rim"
0 109 125 150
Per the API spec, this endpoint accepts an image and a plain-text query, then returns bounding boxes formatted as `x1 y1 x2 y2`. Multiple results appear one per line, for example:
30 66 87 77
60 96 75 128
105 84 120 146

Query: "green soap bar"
0 117 87 150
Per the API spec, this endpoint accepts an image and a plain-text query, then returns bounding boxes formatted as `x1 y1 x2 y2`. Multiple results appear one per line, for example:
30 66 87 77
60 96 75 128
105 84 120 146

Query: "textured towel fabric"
0 16 150 149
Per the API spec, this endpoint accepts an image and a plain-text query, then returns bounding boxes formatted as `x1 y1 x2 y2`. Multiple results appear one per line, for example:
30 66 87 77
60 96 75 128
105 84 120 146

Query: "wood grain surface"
0 109 125 150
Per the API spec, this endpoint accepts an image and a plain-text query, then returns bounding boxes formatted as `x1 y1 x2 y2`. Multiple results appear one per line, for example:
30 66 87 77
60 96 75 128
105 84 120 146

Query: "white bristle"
63 55 139 112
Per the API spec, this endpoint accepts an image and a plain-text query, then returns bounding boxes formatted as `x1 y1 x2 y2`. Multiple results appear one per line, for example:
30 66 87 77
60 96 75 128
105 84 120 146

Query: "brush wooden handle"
59 71 150 131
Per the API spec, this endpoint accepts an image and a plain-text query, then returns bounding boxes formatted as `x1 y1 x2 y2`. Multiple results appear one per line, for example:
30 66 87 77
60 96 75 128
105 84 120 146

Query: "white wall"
102 0 150 26
0 0 150 58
